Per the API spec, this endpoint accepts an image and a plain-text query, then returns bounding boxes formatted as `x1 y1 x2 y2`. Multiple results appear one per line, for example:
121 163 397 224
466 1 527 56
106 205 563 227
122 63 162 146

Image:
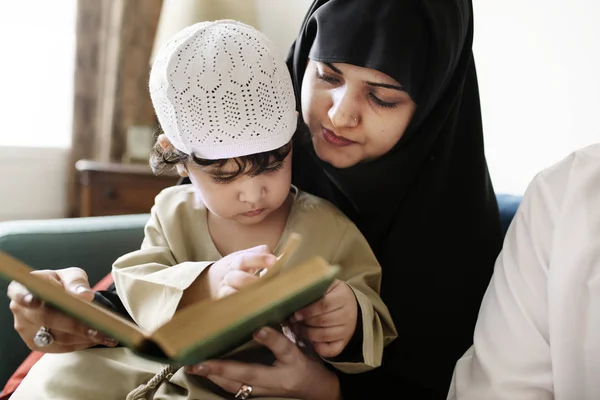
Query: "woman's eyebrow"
324 62 343 74
323 62 405 92
365 81 406 92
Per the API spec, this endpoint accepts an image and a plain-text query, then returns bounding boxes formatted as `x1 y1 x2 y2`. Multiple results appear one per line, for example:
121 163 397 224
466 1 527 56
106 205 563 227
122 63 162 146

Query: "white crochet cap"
149 19 297 160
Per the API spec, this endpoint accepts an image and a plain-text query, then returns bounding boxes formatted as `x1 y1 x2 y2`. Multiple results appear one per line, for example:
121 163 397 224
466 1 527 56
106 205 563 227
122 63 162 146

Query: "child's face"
184 152 293 225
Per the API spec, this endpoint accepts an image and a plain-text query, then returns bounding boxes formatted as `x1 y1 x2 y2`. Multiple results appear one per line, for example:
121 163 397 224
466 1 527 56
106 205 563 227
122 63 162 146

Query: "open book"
0 234 339 365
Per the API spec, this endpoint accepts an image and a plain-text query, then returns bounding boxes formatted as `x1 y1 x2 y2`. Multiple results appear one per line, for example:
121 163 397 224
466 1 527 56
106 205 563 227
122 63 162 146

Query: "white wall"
255 0 600 195
474 0 600 195
4 0 600 222
0 147 70 222
254 0 313 59
0 1 75 221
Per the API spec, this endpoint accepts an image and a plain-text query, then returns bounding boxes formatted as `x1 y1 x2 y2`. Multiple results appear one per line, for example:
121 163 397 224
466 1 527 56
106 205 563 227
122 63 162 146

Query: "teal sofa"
0 213 150 388
0 194 523 388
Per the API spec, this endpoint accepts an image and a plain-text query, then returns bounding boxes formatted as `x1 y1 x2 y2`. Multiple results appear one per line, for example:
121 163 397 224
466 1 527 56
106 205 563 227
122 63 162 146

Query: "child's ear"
158 134 188 177
176 164 189 177
157 134 172 150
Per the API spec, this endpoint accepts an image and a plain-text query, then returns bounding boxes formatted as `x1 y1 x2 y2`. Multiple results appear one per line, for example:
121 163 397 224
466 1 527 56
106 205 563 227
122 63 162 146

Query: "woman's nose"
328 88 360 128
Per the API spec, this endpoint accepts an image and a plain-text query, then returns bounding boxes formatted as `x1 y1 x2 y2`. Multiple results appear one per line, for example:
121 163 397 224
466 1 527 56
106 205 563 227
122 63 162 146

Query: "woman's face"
301 60 417 168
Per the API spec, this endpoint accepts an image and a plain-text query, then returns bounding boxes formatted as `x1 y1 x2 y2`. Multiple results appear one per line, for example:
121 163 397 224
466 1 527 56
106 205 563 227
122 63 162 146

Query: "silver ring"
234 383 253 399
33 326 55 348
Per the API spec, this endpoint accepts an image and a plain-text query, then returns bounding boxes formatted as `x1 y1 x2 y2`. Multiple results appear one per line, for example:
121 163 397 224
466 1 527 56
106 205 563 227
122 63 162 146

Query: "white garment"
448 143 600 400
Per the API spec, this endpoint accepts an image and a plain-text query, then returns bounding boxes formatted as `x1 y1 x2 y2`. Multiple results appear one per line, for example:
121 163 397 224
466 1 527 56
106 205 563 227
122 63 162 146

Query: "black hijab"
288 0 503 398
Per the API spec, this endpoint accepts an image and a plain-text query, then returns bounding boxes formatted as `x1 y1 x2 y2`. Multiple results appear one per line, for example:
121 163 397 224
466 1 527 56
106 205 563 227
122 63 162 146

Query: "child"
11 20 396 400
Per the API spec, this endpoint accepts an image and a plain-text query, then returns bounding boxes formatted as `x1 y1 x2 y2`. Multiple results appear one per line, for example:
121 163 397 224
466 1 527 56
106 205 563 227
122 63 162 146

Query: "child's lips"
241 208 266 217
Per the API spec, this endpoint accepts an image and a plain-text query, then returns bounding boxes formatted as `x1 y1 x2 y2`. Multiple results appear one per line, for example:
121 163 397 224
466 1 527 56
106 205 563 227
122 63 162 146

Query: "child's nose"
238 178 265 204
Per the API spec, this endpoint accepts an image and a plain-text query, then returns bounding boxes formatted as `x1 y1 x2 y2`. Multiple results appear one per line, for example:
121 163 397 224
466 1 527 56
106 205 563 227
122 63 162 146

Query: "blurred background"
0 0 598 222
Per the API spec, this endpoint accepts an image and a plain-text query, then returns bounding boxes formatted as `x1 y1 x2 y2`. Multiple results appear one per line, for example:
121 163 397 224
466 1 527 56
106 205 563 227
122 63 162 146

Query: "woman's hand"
186 327 341 400
7 267 118 353
208 245 277 299
293 279 358 358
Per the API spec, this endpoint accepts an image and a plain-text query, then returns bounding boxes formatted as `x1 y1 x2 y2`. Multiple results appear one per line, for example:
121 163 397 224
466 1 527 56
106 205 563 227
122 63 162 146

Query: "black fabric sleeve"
93 282 132 321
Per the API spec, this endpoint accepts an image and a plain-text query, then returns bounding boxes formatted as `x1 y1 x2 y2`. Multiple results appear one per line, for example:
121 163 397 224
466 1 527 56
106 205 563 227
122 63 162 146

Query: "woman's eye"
368 93 399 109
316 71 340 84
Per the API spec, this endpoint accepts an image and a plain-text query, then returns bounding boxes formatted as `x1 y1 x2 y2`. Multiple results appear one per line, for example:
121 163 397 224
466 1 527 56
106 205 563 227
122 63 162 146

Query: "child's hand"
208 245 276 299
291 280 358 358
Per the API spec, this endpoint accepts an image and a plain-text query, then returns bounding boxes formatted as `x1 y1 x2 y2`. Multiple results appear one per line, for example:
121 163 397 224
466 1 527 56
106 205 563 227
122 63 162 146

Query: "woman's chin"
312 144 360 169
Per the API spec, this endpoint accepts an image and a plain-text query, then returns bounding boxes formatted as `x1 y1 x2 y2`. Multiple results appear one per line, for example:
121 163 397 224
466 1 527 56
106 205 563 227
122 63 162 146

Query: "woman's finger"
189 360 278 393
53 267 95 301
185 365 271 399
13 301 116 345
37 341 103 354
11 304 117 351
43 330 98 347
7 281 42 308
206 374 269 398
253 327 302 365
23 305 96 340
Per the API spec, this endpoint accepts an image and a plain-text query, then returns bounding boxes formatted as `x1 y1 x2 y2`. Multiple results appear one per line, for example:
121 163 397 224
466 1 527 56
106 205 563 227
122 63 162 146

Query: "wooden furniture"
75 160 180 217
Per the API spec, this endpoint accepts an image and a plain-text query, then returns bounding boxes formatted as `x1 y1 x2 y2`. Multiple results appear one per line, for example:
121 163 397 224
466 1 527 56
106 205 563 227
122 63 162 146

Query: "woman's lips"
321 128 356 147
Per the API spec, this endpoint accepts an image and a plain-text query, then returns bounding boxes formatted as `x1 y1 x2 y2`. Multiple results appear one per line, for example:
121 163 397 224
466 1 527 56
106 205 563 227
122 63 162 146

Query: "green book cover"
0 251 339 365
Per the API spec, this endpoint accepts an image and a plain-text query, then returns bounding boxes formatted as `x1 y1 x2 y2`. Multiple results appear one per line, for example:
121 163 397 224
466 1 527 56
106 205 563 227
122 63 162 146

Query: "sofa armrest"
0 213 149 283
0 213 149 388
496 194 522 237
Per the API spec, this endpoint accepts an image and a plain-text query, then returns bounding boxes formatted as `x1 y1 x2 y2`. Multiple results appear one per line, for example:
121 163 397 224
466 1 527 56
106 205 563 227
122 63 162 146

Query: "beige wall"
0 147 70 222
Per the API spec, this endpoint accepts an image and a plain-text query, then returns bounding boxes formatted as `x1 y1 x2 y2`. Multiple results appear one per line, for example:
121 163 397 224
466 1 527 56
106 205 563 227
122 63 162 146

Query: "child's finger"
222 270 259 290
312 340 346 358
301 307 347 328
217 285 238 299
293 297 342 322
232 253 277 273
325 279 341 294
242 244 273 254
299 324 346 344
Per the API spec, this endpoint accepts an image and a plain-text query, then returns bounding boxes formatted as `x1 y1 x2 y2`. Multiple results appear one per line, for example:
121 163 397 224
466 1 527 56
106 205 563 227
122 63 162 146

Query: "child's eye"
316 71 340 85
249 163 284 178
265 163 284 174
210 175 235 184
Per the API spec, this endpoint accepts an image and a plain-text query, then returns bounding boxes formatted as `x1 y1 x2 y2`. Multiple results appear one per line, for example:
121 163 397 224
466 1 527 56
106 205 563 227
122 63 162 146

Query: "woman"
448 143 600 400
7 0 502 398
